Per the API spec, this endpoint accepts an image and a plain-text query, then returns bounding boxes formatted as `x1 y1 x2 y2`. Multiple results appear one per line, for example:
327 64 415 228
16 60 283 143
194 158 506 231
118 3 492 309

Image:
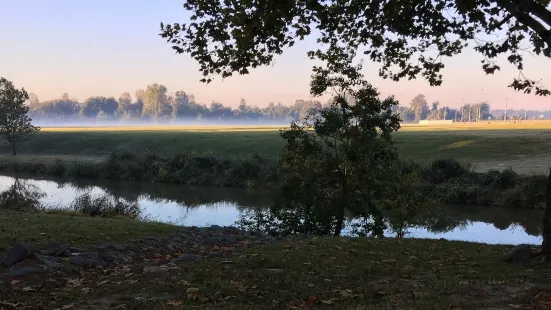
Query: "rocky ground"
1 226 551 310
1 225 281 276
0 225 297 309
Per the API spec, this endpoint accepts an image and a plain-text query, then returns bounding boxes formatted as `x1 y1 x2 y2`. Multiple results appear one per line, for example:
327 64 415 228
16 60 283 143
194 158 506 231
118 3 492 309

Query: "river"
0 174 542 245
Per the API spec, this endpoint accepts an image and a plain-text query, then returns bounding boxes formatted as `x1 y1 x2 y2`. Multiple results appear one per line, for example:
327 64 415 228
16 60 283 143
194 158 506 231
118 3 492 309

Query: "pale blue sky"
1 0 550 109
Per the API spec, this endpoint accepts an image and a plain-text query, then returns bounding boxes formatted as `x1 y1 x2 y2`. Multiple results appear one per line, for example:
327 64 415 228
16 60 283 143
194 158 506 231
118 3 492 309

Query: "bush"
424 158 469 184
67 193 142 219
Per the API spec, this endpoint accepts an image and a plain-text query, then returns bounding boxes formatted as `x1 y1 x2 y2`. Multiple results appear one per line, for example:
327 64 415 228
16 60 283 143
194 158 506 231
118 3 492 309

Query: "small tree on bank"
0 78 40 155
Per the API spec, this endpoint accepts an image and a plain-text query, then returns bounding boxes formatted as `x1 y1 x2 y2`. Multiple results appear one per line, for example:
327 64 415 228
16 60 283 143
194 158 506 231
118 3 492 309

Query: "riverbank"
0 153 548 210
1 211 550 309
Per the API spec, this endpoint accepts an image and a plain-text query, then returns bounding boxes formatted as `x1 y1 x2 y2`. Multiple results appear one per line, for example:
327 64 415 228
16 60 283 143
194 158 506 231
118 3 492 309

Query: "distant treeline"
27 86 509 124
27 85 324 124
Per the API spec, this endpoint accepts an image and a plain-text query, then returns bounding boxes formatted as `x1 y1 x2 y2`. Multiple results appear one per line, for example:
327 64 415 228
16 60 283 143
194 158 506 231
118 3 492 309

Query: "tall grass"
64 193 142 219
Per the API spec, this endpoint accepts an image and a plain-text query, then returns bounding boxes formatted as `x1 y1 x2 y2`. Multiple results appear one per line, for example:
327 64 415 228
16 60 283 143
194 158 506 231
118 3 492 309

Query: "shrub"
424 158 469 184
68 193 141 219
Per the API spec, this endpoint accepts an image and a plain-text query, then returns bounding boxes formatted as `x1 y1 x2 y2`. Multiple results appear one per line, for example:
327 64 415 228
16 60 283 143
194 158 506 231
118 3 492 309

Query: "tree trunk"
334 206 345 236
541 168 551 254
11 141 17 156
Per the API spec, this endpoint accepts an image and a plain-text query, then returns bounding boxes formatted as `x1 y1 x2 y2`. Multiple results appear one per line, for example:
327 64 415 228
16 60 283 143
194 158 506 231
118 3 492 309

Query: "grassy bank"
2 124 551 174
0 210 178 250
0 151 548 209
1 210 551 309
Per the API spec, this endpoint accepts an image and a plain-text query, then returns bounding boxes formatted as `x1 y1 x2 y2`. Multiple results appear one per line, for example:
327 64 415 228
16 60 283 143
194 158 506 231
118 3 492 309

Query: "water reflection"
0 174 543 245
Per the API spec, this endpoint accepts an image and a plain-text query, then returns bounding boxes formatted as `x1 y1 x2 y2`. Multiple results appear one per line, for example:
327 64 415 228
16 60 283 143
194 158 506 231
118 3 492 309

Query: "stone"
34 253 60 269
142 265 166 274
96 242 110 251
40 242 66 256
69 256 86 267
144 237 161 242
89 259 107 269
204 238 219 246
507 244 533 262
99 252 114 262
206 252 220 258
175 254 195 263
1 243 35 267
249 231 262 237
81 252 99 260
5 267 40 278
114 244 128 251
224 236 237 243
67 246 86 253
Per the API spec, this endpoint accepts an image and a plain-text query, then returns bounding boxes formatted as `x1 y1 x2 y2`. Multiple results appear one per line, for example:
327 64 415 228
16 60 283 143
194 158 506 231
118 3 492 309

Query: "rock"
224 236 237 243
175 254 195 263
507 244 533 262
34 253 60 269
67 246 86 253
40 242 66 256
1 243 35 267
5 267 40 278
81 252 99 260
99 252 114 262
144 237 161 242
113 244 128 251
69 256 86 267
96 242 110 251
249 231 262 237
204 238 219 246
89 259 107 269
206 252 220 258
142 265 166 275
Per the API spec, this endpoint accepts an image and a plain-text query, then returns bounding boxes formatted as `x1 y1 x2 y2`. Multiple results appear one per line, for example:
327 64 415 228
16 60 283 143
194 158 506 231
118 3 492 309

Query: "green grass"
0 210 178 250
2 220 551 309
2 124 551 174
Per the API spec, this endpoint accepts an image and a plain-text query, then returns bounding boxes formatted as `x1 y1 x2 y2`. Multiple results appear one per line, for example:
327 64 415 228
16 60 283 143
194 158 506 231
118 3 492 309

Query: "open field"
2 210 551 309
1 121 551 174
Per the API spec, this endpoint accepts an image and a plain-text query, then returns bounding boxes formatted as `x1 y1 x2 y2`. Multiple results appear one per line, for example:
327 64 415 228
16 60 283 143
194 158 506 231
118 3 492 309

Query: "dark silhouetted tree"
0 77 40 155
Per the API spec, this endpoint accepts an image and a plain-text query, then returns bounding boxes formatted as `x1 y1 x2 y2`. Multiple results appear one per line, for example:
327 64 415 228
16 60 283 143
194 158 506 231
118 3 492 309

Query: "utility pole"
524 109 527 120
504 98 508 122
468 104 472 122
454 109 457 122
479 89 483 122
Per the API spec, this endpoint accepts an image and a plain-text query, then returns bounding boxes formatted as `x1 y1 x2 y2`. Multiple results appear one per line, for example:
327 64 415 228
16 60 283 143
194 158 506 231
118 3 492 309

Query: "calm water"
0 174 543 245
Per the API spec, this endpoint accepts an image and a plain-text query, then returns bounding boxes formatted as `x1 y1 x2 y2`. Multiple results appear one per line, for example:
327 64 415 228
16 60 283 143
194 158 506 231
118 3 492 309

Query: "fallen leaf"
186 287 200 299
321 298 338 305
62 304 75 309
22 287 36 292
304 296 316 308
167 300 183 307
10 280 20 285
507 304 524 309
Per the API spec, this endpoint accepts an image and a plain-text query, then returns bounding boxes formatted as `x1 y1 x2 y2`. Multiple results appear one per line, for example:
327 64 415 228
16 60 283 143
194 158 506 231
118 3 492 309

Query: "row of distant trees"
396 94 492 123
27 84 504 124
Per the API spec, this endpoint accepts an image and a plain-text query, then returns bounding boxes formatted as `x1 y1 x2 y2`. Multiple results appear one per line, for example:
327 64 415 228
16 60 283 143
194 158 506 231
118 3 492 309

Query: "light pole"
504 98 508 122
478 89 484 122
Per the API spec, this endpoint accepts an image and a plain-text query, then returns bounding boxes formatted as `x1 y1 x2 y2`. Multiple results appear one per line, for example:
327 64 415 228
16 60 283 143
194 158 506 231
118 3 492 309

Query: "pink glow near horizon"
1 0 550 110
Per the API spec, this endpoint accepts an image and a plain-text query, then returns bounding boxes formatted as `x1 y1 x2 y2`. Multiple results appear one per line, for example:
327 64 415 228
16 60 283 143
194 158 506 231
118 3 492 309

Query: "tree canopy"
0 77 40 155
160 0 551 95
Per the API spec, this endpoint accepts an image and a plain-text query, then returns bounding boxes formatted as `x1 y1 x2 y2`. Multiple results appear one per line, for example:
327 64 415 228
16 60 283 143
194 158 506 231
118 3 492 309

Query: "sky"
1 0 550 110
